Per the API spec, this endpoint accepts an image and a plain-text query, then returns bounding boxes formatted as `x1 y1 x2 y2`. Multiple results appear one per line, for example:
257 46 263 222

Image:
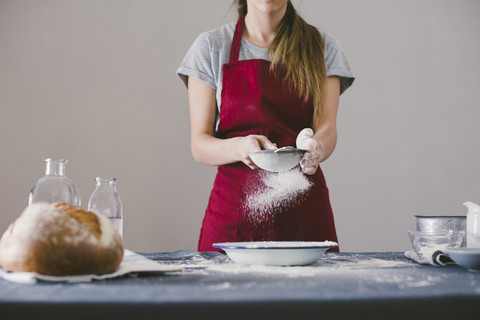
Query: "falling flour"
244 167 312 213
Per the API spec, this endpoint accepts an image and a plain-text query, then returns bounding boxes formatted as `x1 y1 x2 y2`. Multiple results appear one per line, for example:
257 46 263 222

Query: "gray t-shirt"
177 22 355 113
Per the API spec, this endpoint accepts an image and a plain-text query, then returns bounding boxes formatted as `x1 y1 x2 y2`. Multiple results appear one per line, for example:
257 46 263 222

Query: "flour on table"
244 167 312 214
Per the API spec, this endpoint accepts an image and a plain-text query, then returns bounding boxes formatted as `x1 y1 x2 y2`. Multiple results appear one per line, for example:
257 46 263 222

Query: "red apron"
198 17 338 252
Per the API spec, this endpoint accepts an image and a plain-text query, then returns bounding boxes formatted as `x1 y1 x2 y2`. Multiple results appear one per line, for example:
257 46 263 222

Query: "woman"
177 0 354 252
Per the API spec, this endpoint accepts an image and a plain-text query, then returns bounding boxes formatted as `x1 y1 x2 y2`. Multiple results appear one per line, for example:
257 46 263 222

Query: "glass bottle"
87 177 123 238
465 202 480 247
29 158 81 206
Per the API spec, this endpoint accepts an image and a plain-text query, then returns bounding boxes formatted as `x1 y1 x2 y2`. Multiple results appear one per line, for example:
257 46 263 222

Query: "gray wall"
1 0 479 252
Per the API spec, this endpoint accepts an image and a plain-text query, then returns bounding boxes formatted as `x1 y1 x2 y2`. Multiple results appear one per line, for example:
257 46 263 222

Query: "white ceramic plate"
213 241 338 266
445 247 480 271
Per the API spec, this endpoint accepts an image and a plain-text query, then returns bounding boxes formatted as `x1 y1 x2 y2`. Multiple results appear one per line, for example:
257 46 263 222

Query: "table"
1 251 479 320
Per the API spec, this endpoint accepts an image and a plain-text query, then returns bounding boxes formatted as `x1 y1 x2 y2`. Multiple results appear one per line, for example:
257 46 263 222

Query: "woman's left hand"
296 128 323 175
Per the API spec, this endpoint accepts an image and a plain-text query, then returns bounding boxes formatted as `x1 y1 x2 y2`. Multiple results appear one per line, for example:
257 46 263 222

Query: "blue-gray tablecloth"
1 251 479 320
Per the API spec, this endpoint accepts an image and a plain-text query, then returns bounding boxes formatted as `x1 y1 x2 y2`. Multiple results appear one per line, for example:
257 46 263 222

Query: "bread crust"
0 202 124 276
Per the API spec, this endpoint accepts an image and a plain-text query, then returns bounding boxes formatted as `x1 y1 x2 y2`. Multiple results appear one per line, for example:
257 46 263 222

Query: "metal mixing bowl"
415 215 466 247
415 215 466 232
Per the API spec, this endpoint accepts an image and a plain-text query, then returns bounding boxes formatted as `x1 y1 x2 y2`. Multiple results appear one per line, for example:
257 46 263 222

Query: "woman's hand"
239 135 277 169
188 77 276 169
295 77 342 175
188 76 278 167
296 128 323 175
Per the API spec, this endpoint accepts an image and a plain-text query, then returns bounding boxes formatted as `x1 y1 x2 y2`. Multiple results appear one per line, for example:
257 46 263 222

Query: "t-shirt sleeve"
177 32 217 90
323 32 355 95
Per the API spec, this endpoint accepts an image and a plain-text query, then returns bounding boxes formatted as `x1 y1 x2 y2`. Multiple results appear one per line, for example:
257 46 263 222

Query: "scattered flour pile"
244 167 312 213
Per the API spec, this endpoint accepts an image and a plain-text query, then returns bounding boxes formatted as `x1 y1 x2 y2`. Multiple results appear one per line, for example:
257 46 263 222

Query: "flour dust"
244 167 312 215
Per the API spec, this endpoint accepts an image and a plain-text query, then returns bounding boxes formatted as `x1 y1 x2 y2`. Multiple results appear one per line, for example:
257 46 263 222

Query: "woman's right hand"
188 76 277 167
237 135 277 169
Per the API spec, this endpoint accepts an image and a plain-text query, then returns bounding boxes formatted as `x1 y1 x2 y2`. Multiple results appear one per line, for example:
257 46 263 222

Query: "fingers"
301 164 318 175
299 138 319 154
262 139 277 150
240 135 276 170
243 156 258 170
252 135 277 150
300 153 319 175
297 134 322 175
242 135 265 153
296 128 314 148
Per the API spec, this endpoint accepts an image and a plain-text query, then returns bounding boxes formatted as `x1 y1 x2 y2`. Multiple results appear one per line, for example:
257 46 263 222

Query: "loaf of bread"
0 202 124 276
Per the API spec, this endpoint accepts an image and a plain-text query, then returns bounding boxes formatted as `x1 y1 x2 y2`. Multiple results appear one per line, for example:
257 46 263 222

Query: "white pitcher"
464 201 480 247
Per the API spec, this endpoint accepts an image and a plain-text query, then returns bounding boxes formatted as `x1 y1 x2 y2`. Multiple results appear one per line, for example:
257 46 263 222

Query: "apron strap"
229 17 245 64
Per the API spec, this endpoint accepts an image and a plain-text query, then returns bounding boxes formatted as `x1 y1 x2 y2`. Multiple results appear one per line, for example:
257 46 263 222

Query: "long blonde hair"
236 0 327 124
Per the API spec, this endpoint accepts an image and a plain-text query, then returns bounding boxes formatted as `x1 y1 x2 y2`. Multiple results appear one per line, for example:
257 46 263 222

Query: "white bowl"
212 241 338 266
444 247 480 271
